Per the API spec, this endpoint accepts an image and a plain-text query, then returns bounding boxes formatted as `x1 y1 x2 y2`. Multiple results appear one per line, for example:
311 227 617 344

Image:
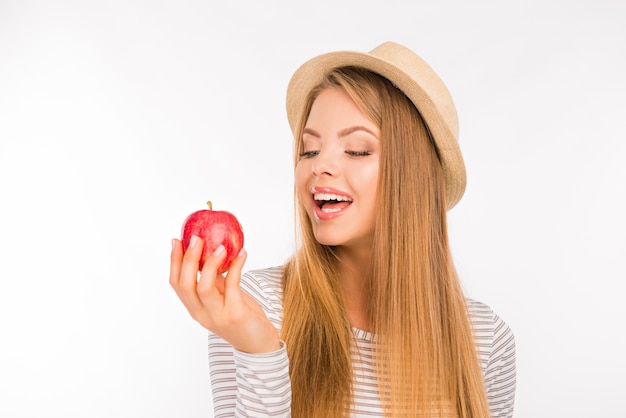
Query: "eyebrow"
303 125 378 138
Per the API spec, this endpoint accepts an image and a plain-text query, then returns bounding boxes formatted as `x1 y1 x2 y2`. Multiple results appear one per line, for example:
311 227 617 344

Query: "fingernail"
213 244 225 256
171 239 176 250
190 235 199 248
238 248 246 257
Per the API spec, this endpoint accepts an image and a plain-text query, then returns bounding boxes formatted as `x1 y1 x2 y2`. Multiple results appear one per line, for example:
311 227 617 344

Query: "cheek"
350 161 380 196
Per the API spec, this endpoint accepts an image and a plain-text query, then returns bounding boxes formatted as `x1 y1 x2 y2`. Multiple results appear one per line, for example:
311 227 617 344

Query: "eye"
345 150 372 157
299 150 319 159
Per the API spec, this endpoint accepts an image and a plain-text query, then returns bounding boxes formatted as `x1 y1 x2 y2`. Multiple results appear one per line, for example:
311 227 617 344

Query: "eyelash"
298 151 319 158
298 150 372 159
346 151 371 157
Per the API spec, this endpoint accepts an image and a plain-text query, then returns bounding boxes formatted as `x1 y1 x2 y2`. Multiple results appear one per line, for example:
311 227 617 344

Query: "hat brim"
286 42 466 210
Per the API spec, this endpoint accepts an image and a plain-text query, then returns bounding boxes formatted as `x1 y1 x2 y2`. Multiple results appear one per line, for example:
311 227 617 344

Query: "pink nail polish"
213 245 225 256
190 235 199 248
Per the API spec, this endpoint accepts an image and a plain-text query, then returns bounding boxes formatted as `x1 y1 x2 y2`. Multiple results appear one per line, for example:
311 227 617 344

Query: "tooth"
313 191 353 202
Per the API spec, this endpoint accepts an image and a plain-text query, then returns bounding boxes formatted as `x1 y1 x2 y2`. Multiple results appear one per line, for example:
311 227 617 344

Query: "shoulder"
241 266 284 301
240 266 285 330
465 299 516 366
242 266 284 288
466 298 514 338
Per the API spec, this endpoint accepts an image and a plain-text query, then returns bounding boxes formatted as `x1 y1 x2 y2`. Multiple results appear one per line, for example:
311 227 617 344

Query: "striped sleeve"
467 299 517 418
207 267 291 417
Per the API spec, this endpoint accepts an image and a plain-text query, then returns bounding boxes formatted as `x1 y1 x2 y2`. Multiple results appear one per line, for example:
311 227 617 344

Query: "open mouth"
313 192 353 213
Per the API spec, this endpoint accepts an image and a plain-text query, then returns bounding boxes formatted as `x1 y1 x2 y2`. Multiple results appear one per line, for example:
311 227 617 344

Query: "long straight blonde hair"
281 67 490 417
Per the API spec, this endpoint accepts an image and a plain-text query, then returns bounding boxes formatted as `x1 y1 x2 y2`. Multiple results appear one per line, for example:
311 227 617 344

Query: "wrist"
235 339 285 356
235 335 281 354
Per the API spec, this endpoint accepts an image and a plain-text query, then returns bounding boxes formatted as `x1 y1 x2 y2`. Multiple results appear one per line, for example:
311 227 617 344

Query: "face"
295 88 381 250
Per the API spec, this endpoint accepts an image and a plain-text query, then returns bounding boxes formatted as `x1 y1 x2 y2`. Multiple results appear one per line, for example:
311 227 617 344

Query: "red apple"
180 201 244 274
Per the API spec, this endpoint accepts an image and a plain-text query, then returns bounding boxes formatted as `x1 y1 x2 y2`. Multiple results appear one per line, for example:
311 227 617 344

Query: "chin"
313 236 340 247
312 230 345 247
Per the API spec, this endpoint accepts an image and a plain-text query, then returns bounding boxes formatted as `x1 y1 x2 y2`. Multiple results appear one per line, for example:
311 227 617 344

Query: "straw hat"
286 41 466 210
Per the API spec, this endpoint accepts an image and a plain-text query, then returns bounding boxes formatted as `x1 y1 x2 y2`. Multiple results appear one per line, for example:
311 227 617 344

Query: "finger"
196 244 228 304
223 248 247 304
169 238 183 290
176 235 204 310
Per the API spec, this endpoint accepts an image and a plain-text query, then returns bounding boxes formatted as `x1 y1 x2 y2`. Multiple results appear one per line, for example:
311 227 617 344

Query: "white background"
1 1 624 417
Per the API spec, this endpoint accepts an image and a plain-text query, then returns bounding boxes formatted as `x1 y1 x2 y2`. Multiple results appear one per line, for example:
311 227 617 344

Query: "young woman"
170 42 516 417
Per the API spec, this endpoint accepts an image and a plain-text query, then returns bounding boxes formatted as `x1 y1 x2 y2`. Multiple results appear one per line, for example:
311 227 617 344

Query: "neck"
335 245 372 331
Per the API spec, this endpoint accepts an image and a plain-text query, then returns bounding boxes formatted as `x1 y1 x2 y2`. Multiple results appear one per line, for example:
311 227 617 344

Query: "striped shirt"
208 266 516 417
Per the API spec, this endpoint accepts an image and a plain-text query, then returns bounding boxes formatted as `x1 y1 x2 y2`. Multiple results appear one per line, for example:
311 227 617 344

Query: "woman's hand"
169 236 281 354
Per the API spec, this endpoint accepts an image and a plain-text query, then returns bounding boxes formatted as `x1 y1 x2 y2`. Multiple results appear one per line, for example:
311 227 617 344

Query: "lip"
310 186 353 221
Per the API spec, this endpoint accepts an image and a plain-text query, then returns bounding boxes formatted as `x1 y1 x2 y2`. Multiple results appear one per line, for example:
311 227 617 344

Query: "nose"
311 149 338 177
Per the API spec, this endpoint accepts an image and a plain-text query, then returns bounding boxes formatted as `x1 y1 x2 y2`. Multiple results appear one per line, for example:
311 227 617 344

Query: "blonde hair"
282 67 489 417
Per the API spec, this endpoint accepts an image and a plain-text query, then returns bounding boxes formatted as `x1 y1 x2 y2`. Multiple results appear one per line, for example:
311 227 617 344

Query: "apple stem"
206 201 213 210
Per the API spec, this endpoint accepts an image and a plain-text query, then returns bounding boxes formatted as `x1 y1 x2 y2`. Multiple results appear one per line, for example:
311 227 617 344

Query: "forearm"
209 333 291 417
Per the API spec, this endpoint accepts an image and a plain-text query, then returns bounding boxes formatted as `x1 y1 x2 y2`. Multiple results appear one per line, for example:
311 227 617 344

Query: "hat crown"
367 42 459 140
